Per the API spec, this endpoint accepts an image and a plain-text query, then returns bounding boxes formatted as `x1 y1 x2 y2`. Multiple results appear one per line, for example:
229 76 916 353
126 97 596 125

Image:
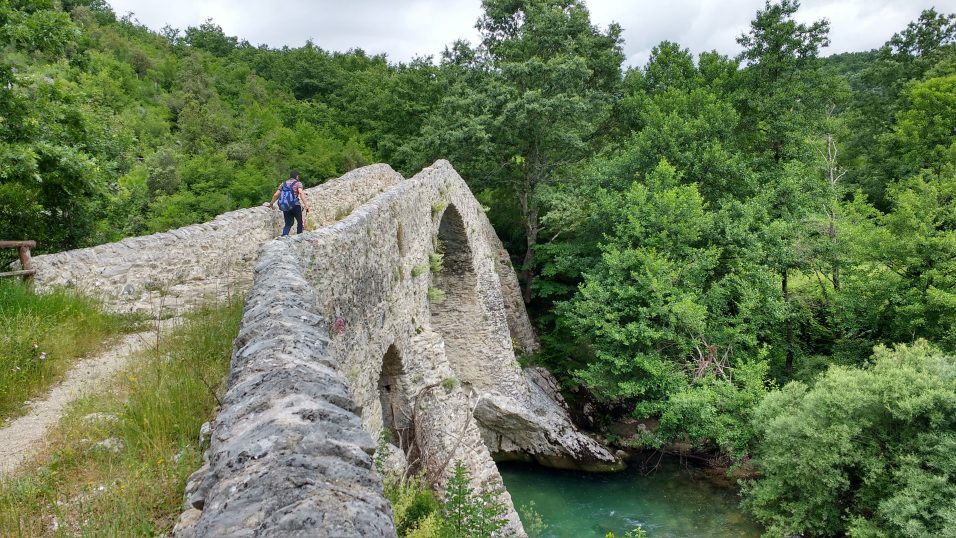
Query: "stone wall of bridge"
31 161 619 537
29 164 403 315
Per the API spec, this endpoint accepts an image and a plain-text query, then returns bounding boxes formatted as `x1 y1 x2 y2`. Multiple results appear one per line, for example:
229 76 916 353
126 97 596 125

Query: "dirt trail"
0 321 176 476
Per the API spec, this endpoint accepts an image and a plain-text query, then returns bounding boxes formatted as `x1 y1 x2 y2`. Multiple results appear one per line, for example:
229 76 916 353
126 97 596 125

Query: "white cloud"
106 0 956 66
586 0 956 66
109 0 483 62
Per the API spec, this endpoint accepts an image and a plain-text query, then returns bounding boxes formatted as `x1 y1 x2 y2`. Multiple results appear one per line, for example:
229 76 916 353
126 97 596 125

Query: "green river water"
498 458 763 537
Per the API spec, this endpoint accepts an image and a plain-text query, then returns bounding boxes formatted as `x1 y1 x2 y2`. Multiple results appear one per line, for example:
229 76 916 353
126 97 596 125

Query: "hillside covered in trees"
2 0 955 535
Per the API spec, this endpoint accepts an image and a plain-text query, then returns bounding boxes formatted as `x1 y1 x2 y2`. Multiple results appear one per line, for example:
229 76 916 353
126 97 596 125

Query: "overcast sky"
106 0 956 67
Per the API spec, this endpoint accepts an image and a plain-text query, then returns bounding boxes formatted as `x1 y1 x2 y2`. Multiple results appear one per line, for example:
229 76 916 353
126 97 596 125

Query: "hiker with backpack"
268 170 311 236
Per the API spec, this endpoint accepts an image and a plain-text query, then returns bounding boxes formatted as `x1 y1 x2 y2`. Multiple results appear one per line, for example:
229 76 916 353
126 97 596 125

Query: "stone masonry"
30 164 404 314
30 161 620 536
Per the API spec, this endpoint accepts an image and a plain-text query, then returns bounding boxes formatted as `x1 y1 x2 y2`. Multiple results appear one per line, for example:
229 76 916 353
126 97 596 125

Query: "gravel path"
0 321 176 476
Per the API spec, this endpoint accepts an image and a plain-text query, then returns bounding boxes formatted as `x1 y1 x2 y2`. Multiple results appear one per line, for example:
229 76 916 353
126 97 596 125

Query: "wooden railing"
0 240 36 281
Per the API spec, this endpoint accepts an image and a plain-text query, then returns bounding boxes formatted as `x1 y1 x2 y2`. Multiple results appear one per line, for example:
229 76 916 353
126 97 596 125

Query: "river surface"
498 458 763 537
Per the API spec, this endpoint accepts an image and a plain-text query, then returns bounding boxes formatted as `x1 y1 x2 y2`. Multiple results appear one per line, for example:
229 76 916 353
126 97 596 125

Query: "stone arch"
430 204 483 394
377 344 414 454
435 203 474 276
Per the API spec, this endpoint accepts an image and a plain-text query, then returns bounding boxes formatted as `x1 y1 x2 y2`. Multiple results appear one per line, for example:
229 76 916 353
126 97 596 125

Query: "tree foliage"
398 0 625 301
441 460 508 538
744 340 956 537
0 1 374 252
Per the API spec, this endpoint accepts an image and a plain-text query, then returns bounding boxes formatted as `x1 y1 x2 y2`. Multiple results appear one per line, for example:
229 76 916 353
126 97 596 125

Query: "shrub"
378 435 442 538
742 340 956 537
656 359 770 459
405 513 443 538
441 460 508 538
384 475 440 537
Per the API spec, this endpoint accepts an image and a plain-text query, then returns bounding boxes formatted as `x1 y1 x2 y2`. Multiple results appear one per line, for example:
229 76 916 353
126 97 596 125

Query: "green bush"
743 340 956 537
441 460 508 538
379 459 508 538
656 359 771 459
385 475 440 536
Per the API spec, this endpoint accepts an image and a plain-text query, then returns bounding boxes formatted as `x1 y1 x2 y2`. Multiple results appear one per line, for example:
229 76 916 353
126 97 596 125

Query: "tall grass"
0 280 136 419
0 298 243 536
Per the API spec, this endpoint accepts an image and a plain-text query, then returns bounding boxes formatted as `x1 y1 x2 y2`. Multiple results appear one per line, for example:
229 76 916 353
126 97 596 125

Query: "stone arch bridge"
30 161 619 536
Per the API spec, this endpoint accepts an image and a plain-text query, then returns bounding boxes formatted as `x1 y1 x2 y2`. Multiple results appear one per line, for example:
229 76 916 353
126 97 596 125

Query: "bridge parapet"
178 240 396 536
30 164 403 314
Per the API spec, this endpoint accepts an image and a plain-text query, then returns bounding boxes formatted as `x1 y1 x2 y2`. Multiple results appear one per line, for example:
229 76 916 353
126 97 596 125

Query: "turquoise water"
498 459 763 537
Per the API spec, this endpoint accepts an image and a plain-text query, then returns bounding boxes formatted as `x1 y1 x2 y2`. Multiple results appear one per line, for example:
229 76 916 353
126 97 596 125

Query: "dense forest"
2 0 955 535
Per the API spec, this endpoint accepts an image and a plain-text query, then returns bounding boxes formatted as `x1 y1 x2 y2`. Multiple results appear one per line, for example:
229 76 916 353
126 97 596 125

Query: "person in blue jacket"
268 170 311 236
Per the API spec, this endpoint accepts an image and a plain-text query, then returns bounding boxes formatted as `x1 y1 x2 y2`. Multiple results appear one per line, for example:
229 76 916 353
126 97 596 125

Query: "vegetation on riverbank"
744 340 956 536
0 279 136 420
376 435 509 538
0 298 242 536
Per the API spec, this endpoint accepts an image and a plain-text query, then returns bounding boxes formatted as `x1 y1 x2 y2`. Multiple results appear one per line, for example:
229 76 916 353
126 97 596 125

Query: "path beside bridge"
0 320 177 476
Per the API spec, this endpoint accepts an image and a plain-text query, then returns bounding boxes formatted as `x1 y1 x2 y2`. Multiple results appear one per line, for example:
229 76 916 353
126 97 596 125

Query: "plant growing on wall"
411 264 429 278
427 287 446 303
428 251 444 273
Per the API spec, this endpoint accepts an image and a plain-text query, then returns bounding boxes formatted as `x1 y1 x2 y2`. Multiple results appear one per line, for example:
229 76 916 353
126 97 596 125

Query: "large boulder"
474 368 623 472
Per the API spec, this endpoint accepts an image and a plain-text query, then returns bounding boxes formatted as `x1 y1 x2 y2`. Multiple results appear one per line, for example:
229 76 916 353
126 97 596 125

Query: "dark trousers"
282 206 304 235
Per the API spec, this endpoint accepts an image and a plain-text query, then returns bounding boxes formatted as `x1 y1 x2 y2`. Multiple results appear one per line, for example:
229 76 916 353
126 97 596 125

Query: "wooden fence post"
0 240 37 282
18 244 33 284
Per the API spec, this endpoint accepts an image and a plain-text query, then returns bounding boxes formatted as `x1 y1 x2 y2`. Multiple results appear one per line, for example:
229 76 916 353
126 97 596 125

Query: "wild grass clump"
0 279 137 420
411 264 430 278
441 377 459 391
0 298 243 536
427 287 446 303
428 252 443 273
334 204 354 221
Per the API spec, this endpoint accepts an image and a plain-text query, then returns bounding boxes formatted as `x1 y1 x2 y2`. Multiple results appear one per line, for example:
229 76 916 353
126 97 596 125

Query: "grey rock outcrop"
475 369 624 472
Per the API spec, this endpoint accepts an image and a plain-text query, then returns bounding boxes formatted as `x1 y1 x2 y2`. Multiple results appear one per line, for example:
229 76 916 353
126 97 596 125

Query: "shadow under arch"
430 203 483 394
378 344 415 457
